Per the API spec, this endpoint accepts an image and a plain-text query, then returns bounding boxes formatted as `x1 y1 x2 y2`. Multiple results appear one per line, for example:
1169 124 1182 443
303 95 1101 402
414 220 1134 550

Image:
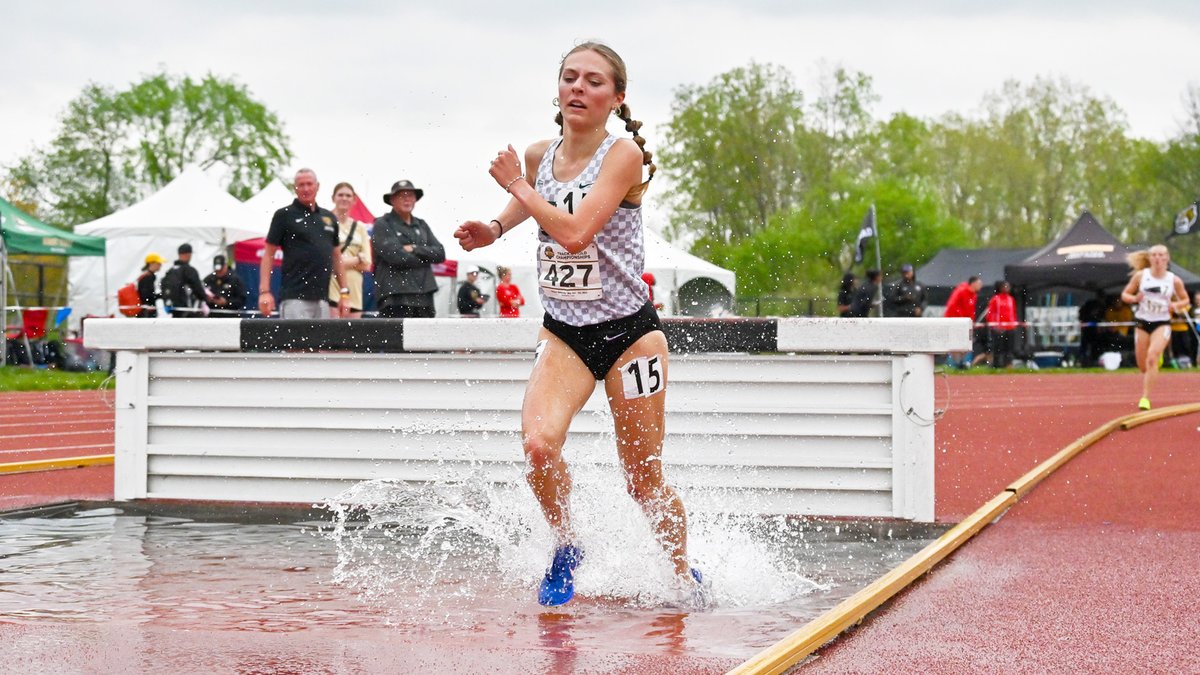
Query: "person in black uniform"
456 265 488 317
161 243 211 318
257 168 351 319
203 254 246 317
885 263 926 317
837 272 857 317
847 269 881 318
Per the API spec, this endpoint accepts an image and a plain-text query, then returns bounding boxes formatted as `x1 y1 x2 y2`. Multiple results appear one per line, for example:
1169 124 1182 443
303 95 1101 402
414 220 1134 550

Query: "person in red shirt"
943 275 983 369
642 272 664 311
494 265 525 318
985 280 1018 368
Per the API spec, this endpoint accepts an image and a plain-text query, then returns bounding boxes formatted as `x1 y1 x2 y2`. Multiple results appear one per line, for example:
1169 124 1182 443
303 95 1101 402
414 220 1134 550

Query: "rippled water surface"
0 474 944 672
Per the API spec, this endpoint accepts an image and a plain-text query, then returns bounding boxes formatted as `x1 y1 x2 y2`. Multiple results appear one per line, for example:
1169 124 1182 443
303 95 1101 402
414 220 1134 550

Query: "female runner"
455 42 706 607
1119 244 1190 410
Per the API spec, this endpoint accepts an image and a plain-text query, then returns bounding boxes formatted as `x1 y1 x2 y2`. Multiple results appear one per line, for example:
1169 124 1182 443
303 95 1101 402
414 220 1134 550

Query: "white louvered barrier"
89 317 968 521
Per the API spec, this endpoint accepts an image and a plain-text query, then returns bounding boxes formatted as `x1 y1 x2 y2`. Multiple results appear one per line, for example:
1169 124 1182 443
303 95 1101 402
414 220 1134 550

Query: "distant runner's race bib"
1142 297 1169 316
539 242 603 301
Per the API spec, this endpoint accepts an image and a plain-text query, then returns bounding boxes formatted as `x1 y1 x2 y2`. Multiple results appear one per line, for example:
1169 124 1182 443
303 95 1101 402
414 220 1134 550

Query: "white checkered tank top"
534 134 649 326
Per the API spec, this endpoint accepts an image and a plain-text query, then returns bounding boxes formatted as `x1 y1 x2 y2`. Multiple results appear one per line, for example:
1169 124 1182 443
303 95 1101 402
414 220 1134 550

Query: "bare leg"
521 329 596 545
1137 326 1172 401
603 330 692 580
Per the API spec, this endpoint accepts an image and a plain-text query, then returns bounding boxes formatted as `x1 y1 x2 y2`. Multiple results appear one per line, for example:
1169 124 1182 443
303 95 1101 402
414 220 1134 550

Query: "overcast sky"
3 1 1198 234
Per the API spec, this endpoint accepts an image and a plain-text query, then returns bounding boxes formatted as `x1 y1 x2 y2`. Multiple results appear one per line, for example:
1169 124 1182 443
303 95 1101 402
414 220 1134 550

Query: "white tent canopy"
69 167 266 322
241 180 295 227
427 220 736 317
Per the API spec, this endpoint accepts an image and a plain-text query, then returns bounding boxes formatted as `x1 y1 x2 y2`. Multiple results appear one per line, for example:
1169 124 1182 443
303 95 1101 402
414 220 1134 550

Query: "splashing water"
318 463 827 625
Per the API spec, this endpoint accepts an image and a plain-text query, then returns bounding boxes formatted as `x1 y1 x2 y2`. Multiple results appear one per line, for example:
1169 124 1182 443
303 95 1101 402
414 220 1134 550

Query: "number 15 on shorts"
622 355 664 399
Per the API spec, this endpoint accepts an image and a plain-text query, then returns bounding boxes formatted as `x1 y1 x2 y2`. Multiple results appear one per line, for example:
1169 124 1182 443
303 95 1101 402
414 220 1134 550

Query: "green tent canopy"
0 197 105 256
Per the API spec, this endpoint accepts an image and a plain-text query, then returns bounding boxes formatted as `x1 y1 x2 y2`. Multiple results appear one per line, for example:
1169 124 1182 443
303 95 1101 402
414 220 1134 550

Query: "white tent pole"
3 259 35 366
1 234 7 367
872 204 884 317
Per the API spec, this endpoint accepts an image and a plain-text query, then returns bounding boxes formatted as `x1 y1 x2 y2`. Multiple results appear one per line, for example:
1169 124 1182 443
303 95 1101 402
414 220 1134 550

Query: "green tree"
658 63 807 245
712 176 969 308
6 72 291 227
926 77 1132 247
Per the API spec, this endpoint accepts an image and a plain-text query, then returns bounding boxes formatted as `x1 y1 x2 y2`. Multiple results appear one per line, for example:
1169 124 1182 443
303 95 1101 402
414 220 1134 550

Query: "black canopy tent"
916 247 1037 305
1005 211 1200 292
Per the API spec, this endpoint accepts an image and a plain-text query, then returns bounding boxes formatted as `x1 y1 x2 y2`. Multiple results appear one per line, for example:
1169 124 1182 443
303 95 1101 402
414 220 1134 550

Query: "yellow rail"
0 454 114 475
729 403 1198 674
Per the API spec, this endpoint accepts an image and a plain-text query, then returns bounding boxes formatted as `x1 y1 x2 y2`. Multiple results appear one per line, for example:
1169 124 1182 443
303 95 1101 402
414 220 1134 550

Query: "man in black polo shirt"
257 168 350 318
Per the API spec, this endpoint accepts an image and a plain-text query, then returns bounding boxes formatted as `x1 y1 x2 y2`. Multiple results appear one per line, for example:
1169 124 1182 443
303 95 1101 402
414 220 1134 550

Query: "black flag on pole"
854 207 876 263
1171 200 1199 238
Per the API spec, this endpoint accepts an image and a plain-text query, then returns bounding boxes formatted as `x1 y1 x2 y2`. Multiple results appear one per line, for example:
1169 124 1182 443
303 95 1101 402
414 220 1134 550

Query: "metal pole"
3 260 34 366
871 204 884 317
1 233 7 367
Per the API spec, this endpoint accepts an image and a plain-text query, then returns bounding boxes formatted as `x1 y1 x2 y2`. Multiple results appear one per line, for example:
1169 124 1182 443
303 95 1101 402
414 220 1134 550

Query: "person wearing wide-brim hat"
382 179 424 204
372 179 445 318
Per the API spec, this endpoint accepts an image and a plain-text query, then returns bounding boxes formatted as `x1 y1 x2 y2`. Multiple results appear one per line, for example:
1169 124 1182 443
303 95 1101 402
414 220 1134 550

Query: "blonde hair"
556 41 655 201
497 265 511 278
1127 244 1168 275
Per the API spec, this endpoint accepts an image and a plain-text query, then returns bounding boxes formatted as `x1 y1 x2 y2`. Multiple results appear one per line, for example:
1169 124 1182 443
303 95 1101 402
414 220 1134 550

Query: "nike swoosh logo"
579 182 594 189
603 331 627 342
294 218 304 223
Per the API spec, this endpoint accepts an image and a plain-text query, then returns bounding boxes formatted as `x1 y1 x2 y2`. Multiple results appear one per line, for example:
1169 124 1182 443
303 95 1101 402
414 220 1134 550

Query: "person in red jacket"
943 275 983 368
985 280 1018 368
494 265 525 318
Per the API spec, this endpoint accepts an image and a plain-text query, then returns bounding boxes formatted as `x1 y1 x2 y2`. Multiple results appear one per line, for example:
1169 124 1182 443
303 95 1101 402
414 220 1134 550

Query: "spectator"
372 180 446 318
456 265 488 317
1193 291 1200 364
886 263 926 317
847 269 881 318
985 280 1018 368
495 265 525 318
1101 294 1134 354
943 275 983 368
136 253 165 318
1077 294 1106 367
642 272 663 311
258 168 351 319
836 273 856 317
161 243 212 318
327 182 372 319
204 254 246 317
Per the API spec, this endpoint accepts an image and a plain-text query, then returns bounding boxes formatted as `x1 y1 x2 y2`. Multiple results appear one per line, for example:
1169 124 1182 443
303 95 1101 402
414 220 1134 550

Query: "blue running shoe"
538 544 583 606
688 567 713 609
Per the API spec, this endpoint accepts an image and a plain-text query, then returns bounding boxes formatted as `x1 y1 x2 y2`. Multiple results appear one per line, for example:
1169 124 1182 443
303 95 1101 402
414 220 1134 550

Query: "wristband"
490 219 505 237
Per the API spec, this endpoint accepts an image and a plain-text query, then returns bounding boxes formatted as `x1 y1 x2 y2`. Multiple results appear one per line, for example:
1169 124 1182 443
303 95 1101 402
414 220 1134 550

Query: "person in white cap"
456 265 488 317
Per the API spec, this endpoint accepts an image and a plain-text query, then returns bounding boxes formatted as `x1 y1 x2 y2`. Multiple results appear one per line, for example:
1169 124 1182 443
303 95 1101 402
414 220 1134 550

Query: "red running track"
809 370 1200 672
0 390 115 511
2 372 1198 671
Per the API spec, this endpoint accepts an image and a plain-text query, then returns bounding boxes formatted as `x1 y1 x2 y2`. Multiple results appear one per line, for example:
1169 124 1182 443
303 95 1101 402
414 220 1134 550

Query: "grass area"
0 367 109 391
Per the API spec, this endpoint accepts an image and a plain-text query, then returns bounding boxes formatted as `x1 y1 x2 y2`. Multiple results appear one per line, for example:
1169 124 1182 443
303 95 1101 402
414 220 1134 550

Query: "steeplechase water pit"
1 315 969 668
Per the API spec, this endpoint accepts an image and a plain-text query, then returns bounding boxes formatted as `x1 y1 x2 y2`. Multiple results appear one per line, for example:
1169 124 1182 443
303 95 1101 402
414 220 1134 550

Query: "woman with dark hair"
837 273 856 317
1120 244 1189 409
985 280 1017 369
455 42 707 608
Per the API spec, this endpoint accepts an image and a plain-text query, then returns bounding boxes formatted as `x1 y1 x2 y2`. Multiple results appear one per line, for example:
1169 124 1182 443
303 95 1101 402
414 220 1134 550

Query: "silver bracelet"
504 175 524 192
